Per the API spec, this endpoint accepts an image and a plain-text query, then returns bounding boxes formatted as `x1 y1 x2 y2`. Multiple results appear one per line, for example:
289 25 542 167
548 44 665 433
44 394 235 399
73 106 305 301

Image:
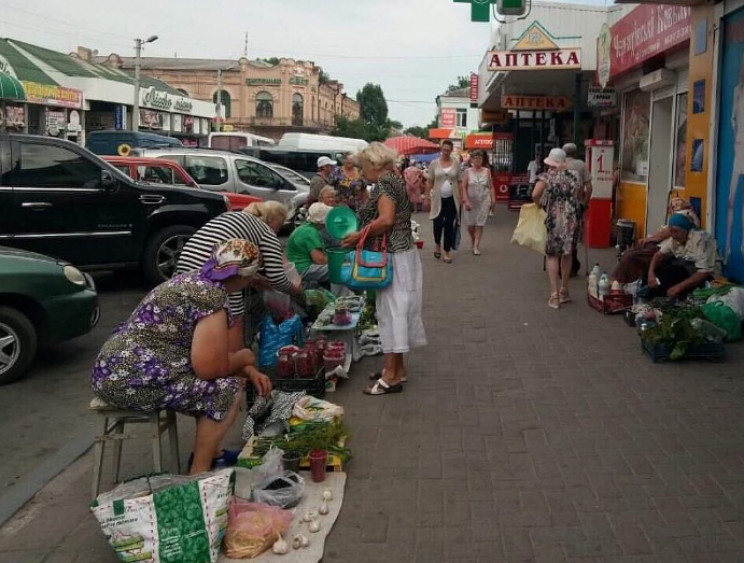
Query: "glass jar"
276 351 295 379
295 349 315 378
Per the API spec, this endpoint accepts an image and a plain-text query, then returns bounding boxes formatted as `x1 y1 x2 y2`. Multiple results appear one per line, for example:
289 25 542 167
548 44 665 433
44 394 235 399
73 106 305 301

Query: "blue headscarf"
668 212 696 231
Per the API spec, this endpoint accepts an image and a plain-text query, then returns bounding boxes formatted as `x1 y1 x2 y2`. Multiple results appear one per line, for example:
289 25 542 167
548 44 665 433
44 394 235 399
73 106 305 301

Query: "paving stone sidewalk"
2 210 744 562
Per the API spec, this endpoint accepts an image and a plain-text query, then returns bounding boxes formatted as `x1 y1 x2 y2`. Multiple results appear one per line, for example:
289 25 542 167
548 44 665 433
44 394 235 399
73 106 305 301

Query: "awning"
464 133 493 150
428 128 456 140
0 73 25 101
384 136 440 156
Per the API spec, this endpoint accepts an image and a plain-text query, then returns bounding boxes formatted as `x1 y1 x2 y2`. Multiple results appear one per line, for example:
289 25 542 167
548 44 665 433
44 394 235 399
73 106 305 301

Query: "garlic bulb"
322 489 333 501
309 519 321 533
272 535 288 555
300 535 310 548
302 511 313 523
292 535 302 550
318 500 329 515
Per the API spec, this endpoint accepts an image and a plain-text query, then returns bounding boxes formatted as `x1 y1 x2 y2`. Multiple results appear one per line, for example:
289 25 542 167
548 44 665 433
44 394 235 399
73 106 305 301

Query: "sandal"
548 293 560 309
434 251 441 259
368 369 407 383
442 255 453 264
559 288 571 303
473 249 481 256
364 378 404 396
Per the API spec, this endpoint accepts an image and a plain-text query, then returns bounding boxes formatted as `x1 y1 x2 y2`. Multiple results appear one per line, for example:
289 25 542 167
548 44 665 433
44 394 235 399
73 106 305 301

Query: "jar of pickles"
276 351 295 379
294 348 315 378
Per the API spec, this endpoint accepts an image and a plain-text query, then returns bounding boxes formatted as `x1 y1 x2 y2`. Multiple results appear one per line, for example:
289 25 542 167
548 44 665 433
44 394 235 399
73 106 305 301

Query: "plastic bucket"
326 247 349 285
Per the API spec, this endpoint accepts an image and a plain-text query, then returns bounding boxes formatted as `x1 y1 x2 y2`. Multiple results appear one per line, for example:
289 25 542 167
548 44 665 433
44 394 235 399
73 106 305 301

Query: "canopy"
384 136 439 156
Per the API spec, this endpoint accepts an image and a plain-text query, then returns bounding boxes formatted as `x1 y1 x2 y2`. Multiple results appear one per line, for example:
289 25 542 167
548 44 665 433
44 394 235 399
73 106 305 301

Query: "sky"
0 0 496 128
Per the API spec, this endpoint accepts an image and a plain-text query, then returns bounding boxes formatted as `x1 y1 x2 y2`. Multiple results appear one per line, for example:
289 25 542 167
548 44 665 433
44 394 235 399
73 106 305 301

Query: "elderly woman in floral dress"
91 240 271 474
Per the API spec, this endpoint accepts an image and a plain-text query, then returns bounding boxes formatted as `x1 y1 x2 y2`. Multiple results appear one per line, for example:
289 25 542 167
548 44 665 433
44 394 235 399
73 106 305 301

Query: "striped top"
357 171 413 253
176 212 291 315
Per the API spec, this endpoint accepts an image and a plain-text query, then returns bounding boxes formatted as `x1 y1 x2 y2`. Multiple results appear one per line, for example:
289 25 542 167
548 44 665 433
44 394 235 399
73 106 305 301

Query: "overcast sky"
1 0 606 128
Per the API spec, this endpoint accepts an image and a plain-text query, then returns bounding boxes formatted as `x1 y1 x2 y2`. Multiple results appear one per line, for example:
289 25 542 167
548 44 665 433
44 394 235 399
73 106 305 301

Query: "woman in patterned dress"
460 150 496 255
341 143 427 396
91 240 272 474
332 153 367 210
532 148 581 309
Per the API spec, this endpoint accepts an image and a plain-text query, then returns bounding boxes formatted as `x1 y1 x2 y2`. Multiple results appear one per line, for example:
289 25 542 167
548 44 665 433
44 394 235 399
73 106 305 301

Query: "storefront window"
292 93 303 126
256 91 273 118
620 90 651 183
674 93 688 188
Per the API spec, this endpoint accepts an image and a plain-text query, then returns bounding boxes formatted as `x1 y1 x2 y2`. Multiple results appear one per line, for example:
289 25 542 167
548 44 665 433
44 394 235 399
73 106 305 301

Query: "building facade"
95 54 360 142
430 87 482 152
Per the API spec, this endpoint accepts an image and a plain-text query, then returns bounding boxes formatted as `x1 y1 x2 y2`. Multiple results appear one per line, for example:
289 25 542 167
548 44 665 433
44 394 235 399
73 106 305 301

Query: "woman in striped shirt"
176 201 302 350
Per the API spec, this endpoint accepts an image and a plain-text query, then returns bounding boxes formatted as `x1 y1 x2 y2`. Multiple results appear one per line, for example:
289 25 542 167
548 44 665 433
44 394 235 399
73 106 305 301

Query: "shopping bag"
510 203 548 255
91 470 234 563
340 225 393 290
258 313 304 367
702 301 742 342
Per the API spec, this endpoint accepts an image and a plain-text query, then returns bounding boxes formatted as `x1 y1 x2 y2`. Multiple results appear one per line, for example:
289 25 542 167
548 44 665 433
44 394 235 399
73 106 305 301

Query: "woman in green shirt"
286 203 333 284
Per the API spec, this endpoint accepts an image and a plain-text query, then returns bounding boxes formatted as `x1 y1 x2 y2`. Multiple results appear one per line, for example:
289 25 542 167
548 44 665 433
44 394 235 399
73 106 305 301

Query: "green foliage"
641 302 707 360
356 83 389 126
319 69 330 85
332 115 390 143
260 57 281 66
446 75 470 93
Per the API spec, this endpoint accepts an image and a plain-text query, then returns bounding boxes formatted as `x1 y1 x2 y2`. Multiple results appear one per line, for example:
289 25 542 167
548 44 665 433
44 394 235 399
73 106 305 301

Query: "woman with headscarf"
531 148 581 309
645 212 717 299
92 240 272 474
611 198 699 285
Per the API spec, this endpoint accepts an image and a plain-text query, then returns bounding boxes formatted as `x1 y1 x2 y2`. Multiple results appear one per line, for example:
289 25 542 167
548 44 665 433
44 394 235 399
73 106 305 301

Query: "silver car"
141 147 308 226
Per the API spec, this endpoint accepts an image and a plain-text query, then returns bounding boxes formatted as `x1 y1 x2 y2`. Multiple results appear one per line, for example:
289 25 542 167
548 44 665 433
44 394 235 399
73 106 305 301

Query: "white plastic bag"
292 396 344 422
708 287 744 320
252 471 305 508
510 203 547 255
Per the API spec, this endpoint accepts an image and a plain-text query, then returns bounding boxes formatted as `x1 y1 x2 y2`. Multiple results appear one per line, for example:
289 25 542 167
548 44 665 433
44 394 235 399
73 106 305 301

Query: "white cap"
308 202 332 224
317 156 337 168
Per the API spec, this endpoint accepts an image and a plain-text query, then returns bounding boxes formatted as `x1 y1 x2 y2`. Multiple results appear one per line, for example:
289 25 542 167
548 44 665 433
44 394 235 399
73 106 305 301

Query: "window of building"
292 93 304 126
213 90 232 119
456 109 467 128
7 143 100 188
256 91 273 118
183 155 228 188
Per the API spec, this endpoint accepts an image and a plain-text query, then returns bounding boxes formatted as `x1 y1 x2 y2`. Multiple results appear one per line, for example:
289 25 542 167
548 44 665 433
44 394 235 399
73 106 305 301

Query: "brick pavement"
3 210 744 562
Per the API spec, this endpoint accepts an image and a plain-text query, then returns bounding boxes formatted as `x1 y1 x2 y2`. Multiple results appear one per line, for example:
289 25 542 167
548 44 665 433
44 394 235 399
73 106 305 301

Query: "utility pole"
216 68 223 133
244 32 248 58
132 35 158 131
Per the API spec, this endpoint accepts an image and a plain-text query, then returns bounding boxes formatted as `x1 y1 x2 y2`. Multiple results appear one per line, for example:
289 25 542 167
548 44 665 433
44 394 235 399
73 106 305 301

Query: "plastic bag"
708 287 744 320
223 500 292 559
263 289 293 322
292 395 344 422
258 312 304 367
252 471 305 508
702 301 742 342
510 203 547 255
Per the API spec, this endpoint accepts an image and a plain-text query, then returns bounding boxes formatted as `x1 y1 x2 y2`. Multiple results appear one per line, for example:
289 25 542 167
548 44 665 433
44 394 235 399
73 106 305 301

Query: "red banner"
469 73 478 103
441 108 456 127
610 5 691 78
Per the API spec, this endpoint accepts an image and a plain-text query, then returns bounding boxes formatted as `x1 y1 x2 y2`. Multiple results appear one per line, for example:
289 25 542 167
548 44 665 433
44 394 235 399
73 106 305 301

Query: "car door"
7 139 140 266
234 158 295 205
0 138 15 242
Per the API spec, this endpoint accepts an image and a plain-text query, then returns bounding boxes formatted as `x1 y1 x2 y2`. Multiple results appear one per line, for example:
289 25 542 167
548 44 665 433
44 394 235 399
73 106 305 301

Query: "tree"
319 69 330 85
389 120 403 130
446 75 470 93
356 83 388 126
260 57 280 65
404 126 429 139
332 116 389 143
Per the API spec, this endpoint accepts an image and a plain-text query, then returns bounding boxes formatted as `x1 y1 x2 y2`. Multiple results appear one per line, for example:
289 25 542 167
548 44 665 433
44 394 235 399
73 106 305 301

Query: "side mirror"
101 170 117 190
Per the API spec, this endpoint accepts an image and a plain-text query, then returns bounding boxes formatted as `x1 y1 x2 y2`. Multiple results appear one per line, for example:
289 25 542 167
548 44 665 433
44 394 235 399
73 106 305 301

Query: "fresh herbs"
641 302 707 360
251 419 350 460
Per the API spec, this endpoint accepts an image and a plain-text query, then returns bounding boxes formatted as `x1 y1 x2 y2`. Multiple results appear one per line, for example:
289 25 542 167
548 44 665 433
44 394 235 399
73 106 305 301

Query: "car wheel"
142 225 196 285
0 306 38 385
292 207 307 229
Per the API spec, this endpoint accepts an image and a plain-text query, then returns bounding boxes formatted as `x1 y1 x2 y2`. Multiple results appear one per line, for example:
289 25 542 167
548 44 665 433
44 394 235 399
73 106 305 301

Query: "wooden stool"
89 397 181 500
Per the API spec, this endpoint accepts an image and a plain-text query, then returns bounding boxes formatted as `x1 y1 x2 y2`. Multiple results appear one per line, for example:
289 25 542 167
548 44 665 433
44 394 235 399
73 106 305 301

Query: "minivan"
0 135 229 284
86 130 183 156
205 132 276 151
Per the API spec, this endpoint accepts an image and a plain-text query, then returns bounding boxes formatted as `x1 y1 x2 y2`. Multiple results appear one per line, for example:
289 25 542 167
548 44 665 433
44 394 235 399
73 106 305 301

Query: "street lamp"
132 34 159 131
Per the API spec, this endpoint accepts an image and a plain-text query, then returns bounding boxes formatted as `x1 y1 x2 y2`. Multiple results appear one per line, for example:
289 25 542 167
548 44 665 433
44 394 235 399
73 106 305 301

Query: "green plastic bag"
702 301 742 342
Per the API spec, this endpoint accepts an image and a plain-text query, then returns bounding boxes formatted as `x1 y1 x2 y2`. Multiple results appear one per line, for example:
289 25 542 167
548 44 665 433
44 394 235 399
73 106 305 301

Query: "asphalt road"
0 271 147 522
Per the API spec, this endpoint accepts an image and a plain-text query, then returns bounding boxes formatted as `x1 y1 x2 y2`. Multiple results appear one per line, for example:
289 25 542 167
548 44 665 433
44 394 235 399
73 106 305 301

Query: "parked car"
102 155 263 212
0 134 230 285
86 130 183 156
0 246 99 384
141 147 308 224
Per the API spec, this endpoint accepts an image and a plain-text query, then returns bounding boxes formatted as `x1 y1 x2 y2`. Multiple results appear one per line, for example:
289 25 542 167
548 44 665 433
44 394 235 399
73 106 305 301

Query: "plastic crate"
247 365 326 403
641 339 725 363
588 292 633 314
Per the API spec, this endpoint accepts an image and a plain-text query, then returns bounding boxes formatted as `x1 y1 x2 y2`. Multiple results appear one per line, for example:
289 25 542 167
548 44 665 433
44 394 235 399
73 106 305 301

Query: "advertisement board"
441 108 456 127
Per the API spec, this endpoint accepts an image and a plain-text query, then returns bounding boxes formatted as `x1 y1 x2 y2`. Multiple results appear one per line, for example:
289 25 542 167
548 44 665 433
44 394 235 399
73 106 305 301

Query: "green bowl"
325 206 359 239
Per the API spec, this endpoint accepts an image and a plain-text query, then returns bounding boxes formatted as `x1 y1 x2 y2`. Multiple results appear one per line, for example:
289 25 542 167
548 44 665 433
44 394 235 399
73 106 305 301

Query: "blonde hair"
319 185 336 199
354 142 398 171
243 200 288 225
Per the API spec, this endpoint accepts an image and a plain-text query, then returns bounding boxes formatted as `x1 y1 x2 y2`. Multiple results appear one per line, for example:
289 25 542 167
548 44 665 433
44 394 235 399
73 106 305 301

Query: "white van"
277 133 368 153
207 132 276 152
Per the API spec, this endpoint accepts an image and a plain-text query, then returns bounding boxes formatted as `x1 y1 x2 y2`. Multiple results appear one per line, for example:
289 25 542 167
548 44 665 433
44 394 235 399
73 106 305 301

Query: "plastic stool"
89 397 180 500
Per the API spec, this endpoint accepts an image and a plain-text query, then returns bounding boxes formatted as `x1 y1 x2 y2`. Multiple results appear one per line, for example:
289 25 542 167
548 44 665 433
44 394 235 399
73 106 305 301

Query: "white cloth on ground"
376 248 427 354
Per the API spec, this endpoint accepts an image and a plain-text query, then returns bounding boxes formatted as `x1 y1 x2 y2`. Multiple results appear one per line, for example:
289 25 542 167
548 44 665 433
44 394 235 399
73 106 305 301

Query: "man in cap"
308 156 337 205
286 202 333 285
563 142 592 276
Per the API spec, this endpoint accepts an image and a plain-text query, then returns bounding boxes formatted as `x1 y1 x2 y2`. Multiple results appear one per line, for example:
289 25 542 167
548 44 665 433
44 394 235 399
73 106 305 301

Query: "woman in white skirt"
342 143 427 395
460 150 496 255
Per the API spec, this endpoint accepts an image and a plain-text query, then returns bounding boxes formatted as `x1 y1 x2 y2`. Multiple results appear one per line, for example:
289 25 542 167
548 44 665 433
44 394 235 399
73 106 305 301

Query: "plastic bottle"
598 273 610 301
588 264 600 299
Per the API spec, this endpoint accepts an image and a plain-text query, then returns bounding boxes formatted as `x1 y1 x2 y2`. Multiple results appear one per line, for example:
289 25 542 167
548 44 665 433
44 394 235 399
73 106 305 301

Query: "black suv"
0 134 229 284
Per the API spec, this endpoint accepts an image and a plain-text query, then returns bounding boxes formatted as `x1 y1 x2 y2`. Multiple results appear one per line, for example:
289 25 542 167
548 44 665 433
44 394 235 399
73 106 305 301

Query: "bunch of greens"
251 419 351 461
641 301 707 359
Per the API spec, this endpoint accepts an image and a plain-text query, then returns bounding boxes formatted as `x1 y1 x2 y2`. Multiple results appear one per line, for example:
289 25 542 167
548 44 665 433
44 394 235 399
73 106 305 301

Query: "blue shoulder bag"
341 225 394 290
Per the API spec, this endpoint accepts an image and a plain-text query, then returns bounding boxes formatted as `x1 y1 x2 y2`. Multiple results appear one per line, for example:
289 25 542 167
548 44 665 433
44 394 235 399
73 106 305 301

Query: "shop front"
607 4 692 239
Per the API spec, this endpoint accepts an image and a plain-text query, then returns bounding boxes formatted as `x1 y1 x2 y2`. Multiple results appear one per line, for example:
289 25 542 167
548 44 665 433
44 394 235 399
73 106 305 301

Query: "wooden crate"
237 436 346 473
587 292 633 314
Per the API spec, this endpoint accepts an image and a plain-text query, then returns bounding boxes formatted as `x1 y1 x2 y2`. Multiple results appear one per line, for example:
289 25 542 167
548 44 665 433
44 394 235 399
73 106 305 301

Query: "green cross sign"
453 0 497 22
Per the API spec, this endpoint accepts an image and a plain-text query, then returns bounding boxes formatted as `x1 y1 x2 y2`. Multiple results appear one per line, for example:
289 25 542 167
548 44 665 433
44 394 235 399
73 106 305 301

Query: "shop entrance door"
646 95 674 235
